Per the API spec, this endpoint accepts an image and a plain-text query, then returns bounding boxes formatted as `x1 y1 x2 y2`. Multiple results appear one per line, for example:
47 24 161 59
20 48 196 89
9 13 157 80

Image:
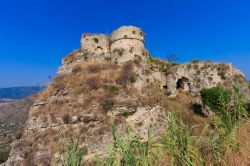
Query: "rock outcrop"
4 26 250 165
165 61 250 99
0 97 35 165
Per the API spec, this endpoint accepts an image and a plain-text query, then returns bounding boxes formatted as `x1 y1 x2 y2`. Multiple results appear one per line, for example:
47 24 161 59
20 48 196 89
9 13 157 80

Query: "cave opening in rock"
176 77 190 91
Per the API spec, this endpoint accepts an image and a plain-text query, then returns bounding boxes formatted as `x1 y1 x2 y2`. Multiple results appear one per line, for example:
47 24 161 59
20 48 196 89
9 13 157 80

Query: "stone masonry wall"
165 62 236 97
110 26 146 63
81 33 110 58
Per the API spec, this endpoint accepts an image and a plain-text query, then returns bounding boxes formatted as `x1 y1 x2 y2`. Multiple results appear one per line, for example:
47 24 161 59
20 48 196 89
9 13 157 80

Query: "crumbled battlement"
81 33 110 57
110 26 144 43
78 26 147 64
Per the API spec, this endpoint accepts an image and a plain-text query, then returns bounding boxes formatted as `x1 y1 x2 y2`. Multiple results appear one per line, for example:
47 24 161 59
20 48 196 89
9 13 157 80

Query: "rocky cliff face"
0 97 35 165
5 26 250 166
165 61 250 99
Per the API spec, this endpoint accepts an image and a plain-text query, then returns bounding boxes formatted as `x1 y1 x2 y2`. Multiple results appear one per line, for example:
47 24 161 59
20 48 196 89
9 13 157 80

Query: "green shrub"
147 56 167 71
199 86 247 165
113 48 124 57
0 148 10 164
129 47 134 53
101 99 115 113
109 85 119 94
200 87 231 113
192 59 200 63
120 110 130 117
129 74 136 84
218 70 226 79
93 38 99 43
147 56 154 64
201 86 247 133
62 113 72 124
63 138 87 166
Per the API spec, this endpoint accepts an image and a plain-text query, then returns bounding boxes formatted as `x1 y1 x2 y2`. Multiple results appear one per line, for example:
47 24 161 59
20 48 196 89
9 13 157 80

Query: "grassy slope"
6 60 250 165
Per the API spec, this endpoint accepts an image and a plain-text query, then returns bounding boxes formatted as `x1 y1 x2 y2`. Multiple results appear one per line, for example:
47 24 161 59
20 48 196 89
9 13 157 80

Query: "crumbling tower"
110 26 146 63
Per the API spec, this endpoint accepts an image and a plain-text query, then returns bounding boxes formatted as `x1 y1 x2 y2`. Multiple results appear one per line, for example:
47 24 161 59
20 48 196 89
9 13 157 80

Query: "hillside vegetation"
4 26 250 166
0 97 35 164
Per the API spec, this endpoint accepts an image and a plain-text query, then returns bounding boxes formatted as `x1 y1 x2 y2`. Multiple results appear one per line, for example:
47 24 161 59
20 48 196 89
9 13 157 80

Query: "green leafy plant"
161 112 202 166
113 48 124 57
201 86 246 133
101 99 115 113
129 74 136 84
109 85 119 94
93 38 99 43
97 122 159 166
218 70 226 79
200 87 231 113
199 85 247 164
63 138 88 166
0 148 11 164
129 47 134 53
192 60 200 63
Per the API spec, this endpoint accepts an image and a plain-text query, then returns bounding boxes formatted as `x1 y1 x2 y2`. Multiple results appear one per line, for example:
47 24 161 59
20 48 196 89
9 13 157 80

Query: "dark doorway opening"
176 77 189 89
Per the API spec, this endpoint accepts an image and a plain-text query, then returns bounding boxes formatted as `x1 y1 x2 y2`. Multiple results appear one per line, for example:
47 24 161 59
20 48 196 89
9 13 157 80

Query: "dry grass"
116 61 134 85
163 93 210 136
33 61 120 116
224 120 250 165
139 83 164 106
63 49 81 65
16 58 250 165
19 61 125 163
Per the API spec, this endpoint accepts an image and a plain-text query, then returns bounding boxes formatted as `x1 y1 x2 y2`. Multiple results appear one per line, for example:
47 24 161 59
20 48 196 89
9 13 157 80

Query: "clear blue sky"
0 0 249 88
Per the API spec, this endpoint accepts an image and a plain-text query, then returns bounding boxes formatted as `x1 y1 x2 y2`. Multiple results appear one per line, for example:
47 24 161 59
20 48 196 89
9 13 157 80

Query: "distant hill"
0 86 45 100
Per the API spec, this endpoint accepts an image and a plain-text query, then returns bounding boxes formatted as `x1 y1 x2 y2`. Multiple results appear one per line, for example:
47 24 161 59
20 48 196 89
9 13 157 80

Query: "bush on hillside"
0 148 10 164
101 99 115 113
63 138 87 166
200 87 231 112
201 86 247 133
109 85 119 94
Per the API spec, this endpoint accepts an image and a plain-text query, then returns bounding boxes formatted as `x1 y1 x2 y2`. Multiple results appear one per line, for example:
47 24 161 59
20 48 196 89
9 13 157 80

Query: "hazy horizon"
0 0 250 88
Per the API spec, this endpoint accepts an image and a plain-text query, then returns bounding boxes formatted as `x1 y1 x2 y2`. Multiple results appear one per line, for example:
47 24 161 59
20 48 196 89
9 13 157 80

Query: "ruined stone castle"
59 25 250 99
4 26 250 166
79 26 146 63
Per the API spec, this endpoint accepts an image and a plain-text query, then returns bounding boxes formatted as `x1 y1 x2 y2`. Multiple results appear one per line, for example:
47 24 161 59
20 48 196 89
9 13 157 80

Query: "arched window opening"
176 77 190 91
